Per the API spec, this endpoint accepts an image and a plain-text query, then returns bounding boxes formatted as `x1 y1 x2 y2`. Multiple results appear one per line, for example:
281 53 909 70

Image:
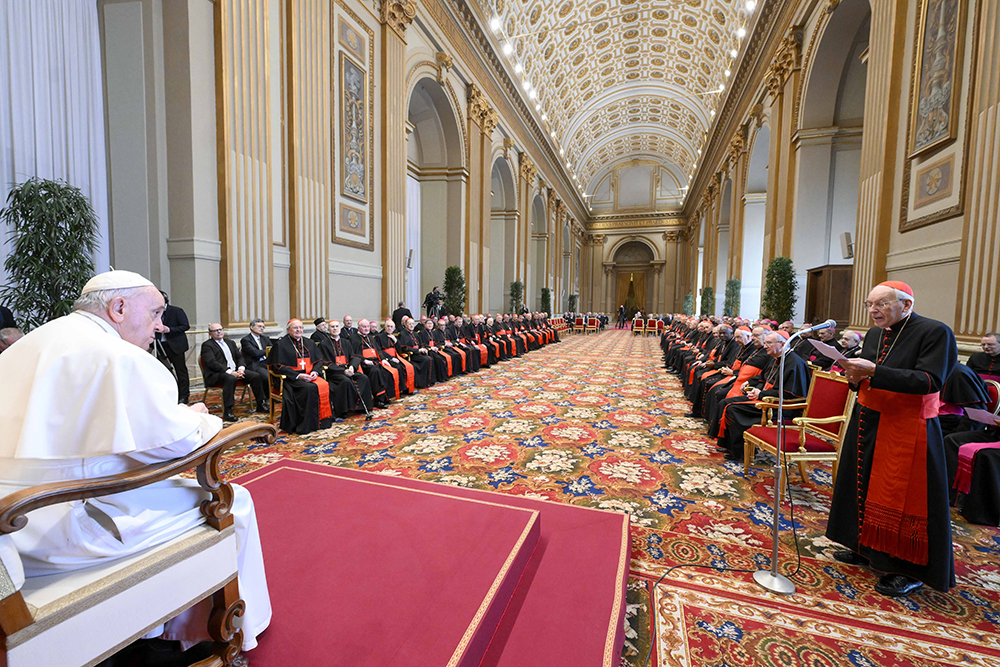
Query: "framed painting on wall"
339 52 368 205
338 18 366 64
908 0 967 159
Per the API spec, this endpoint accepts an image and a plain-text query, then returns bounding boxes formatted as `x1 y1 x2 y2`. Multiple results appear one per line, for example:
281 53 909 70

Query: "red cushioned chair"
632 319 644 336
743 370 856 487
985 379 1000 415
573 316 585 334
645 318 657 337
585 317 599 334
656 320 665 335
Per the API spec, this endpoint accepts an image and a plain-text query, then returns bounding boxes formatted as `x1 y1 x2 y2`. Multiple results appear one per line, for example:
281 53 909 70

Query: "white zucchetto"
80 270 155 295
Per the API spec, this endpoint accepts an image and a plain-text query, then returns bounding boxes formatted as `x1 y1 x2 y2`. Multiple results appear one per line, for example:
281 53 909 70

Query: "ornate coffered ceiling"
473 0 756 212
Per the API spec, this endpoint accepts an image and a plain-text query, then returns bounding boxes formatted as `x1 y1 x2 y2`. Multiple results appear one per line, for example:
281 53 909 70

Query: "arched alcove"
406 77 464 313
613 240 655 316
489 157 517 313
530 194 546 310
742 124 770 319
793 0 870 324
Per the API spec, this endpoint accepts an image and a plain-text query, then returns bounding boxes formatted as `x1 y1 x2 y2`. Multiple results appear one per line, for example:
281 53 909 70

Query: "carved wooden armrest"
0 422 277 537
792 415 845 426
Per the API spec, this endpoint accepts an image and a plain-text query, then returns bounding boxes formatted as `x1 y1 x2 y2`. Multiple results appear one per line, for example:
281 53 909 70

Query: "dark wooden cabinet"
805 264 853 327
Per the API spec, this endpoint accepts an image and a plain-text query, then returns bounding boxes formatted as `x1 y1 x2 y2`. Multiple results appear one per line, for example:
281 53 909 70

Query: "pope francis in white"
0 271 271 651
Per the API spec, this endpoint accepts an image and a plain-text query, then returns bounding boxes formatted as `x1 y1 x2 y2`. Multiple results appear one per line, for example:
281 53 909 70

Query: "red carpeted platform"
238 460 629 667
239 461 539 667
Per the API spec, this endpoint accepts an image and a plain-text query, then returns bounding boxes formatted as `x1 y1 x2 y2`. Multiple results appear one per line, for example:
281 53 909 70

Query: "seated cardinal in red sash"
830 281 958 597
267 319 333 434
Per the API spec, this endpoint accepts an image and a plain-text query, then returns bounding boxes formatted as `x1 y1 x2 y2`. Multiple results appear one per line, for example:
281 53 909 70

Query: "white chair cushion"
0 534 25 594
8 524 237 667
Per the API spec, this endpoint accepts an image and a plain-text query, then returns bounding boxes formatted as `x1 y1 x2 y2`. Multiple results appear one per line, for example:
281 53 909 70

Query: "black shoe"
875 573 923 597
685 412 698 418
724 451 741 461
832 549 869 566
222 411 238 422
256 401 269 413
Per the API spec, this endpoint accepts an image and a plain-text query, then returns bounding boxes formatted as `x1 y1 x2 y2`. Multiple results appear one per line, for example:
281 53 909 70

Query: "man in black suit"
342 315 361 348
391 301 412 332
153 291 191 404
201 323 267 421
240 318 271 377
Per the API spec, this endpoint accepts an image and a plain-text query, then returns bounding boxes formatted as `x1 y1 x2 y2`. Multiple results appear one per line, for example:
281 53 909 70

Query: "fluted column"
663 230 683 312
726 133 747 281
517 154 537 289
465 85 497 313
763 29 803 262
379 0 416 316
849 0 909 328
955 0 1000 339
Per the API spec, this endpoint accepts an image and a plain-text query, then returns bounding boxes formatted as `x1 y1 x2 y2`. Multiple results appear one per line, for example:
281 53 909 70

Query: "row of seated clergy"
266 314 561 434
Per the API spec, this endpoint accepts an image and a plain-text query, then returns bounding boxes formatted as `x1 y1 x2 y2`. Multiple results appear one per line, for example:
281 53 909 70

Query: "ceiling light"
725 69 731 77
541 114 547 121
710 110 716 117
559 148 564 155
737 27 746 38
718 84 725 91
566 162 571 168
522 80 531 91
697 149 702 154
490 16 501 32
503 42 513 55
745 0 756 10
514 63 523 74
551 132 556 137
529 89 537 100
535 103 541 111
731 48 739 57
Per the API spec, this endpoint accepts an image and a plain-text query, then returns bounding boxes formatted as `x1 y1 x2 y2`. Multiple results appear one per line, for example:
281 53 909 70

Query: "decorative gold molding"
380 0 416 39
519 153 538 182
467 83 489 126
481 108 500 135
663 230 684 243
435 51 453 83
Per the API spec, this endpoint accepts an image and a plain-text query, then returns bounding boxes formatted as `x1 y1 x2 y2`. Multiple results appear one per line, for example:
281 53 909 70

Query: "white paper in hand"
964 407 999 426
807 338 848 362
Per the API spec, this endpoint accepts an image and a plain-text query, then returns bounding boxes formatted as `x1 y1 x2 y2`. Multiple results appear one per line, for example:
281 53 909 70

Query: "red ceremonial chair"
574 317 585 334
265 346 284 423
645 318 657 337
743 370 856 488
985 379 1000 415
632 320 644 336
657 320 665 335
585 317 599 334
199 355 249 414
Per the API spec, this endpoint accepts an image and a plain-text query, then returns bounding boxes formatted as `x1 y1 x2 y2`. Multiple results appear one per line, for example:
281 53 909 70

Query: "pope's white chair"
0 422 276 667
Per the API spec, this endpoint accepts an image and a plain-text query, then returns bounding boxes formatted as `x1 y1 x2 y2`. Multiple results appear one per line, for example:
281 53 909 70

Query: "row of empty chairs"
571 317 600 334
632 319 664 337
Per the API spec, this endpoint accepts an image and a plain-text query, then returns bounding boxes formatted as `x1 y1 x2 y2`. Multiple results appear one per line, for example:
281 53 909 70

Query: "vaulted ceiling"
474 0 758 214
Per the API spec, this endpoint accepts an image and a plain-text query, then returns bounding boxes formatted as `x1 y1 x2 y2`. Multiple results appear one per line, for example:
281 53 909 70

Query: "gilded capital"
467 84 489 122
663 230 683 243
481 108 500 135
435 51 453 82
380 0 416 38
519 154 538 182
728 135 745 164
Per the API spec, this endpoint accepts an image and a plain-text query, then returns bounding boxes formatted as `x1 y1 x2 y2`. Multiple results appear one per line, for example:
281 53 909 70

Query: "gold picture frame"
339 52 368 205
908 0 967 159
337 18 366 64
338 202 367 238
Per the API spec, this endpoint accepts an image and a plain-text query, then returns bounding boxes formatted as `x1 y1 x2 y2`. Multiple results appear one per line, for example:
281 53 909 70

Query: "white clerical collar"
72 310 122 339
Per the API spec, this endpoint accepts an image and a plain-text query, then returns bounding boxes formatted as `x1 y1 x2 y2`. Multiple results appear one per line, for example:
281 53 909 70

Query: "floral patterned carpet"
216 330 1000 667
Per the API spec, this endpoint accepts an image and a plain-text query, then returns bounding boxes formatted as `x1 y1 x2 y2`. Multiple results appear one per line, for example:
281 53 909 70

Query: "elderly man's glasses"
209 328 223 333
864 299 898 309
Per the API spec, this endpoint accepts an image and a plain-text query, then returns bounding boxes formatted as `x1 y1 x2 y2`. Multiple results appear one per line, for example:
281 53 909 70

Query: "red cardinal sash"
298 356 331 421
856 383 938 566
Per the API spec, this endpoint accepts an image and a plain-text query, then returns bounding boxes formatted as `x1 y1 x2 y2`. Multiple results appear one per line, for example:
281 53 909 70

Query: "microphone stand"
753 331 798 595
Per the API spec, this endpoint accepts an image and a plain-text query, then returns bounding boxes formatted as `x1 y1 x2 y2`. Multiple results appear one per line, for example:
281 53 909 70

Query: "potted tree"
568 293 578 313
700 286 715 317
443 266 467 316
0 178 100 330
724 278 741 317
761 256 798 323
509 280 524 313
540 287 551 315
682 293 695 316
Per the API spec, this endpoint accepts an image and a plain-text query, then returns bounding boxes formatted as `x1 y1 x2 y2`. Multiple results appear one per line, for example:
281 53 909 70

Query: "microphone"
795 319 837 336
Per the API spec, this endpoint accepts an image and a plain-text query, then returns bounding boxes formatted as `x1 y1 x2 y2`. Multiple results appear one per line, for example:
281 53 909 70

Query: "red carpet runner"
238 460 629 666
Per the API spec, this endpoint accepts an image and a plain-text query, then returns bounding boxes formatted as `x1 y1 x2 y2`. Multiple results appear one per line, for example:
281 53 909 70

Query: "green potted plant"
682 293 694 316
700 286 715 316
0 178 100 330
443 266 467 316
568 293 578 313
761 256 798 322
509 280 524 313
724 278 741 317
540 287 551 315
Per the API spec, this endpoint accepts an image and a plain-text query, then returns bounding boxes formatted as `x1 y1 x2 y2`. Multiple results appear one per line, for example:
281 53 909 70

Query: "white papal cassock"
0 310 271 650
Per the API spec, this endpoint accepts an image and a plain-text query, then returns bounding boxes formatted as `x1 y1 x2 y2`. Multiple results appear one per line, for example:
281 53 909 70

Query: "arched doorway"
794 0 870 325
613 240 655 317
530 194 546 310
406 78 464 314
742 124 770 319
489 157 517 313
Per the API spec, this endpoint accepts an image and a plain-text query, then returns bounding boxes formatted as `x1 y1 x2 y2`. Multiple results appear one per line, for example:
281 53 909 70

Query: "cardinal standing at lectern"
829 281 957 597
0 270 271 652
